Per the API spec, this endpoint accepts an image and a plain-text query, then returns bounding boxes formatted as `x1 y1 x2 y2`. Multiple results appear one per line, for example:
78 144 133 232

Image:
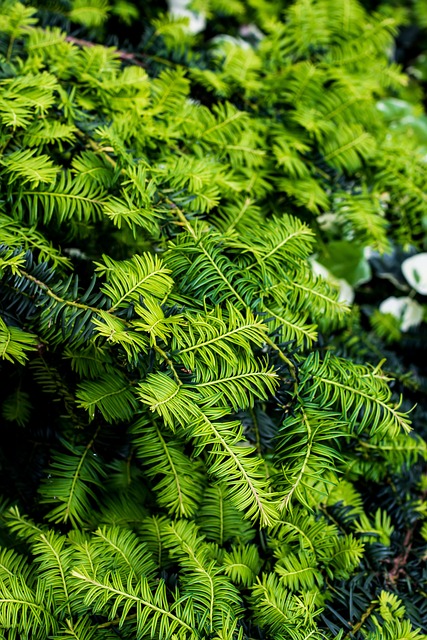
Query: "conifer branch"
263 335 299 394
70 571 194 634
63 425 102 524
18 270 100 314
97 613 137 628
343 600 377 639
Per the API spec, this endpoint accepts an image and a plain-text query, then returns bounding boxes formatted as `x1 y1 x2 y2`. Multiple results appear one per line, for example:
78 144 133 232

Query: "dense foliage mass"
0 0 427 638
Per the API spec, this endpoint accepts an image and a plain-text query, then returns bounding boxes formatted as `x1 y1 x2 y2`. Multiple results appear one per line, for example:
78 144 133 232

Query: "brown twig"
387 527 414 583
65 35 147 67
64 35 179 69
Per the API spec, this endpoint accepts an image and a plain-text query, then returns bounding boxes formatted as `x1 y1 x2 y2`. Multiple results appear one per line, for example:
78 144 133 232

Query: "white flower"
316 212 338 231
211 34 251 50
401 253 427 295
167 0 206 34
336 279 355 305
238 23 265 41
310 259 355 305
379 296 424 332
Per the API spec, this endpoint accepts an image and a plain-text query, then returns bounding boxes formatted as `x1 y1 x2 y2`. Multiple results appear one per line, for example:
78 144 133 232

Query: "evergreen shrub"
0 0 427 638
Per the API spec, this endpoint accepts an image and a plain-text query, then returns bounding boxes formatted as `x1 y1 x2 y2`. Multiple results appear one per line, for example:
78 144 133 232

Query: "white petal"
167 0 206 34
337 279 355 305
238 24 265 41
379 296 407 318
401 299 424 331
316 212 338 231
310 258 331 280
379 296 424 331
168 0 189 9
211 34 251 49
401 253 427 295
310 260 354 304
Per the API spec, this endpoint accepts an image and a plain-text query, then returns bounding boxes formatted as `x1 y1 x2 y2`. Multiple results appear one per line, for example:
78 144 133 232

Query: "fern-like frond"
188 357 278 412
133 298 183 346
102 190 160 236
165 226 259 308
0 547 34 588
170 304 267 371
322 533 364 580
38 435 107 526
91 485 149 531
213 197 264 236
354 431 427 471
95 253 173 312
31 273 104 348
149 68 190 116
187 101 249 148
0 316 37 364
50 615 102 640
0 577 58 640
0 70 56 128
0 216 71 268
76 372 138 423
232 214 315 272
353 508 394 546
86 526 157 585
196 484 256 545
2 148 59 186
160 154 225 213
334 191 390 253
275 403 345 511
71 151 116 188
2 387 32 426
321 124 376 172
22 120 76 147
69 0 110 28
63 344 113 379
250 573 321 636
18 170 107 226
137 516 170 569
30 530 74 617
222 544 261 587
326 479 364 516
277 176 330 213
271 267 349 325
162 519 242 633
138 376 278 526
91 311 149 365
275 551 322 591
131 417 205 517
269 508 339 559
70 568 196 639
263 304 318 348
300 352 412 437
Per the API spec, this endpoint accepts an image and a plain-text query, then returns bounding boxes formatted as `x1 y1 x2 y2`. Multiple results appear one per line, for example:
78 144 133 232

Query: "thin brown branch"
65 35 147 67
387 527 414 583
65 35 179 68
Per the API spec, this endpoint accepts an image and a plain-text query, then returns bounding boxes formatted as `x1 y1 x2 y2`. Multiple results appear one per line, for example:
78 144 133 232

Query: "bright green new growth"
0 0 426 638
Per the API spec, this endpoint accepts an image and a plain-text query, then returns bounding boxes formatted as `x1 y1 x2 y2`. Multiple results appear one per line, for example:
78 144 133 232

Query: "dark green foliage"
0 0 427 639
